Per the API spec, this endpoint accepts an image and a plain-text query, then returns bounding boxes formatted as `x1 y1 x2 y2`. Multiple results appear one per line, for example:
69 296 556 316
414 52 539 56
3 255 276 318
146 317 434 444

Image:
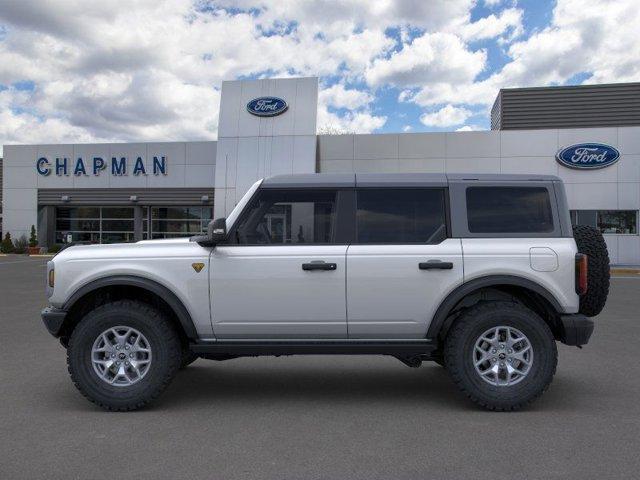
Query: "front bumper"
41 307 67 337
559 314 594 346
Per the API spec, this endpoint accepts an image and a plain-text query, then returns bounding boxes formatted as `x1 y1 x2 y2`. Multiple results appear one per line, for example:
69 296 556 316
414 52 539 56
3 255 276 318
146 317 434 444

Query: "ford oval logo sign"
556 143 620 170
246 97 288 117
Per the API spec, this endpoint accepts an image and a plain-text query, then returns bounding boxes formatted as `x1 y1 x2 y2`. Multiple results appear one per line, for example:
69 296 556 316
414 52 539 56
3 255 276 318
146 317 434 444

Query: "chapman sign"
36 156 168 177
246 97 288 117
556 143 620 170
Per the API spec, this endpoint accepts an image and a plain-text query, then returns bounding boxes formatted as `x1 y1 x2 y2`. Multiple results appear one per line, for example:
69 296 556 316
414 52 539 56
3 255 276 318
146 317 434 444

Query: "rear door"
346 187 463 338
210 188 351 338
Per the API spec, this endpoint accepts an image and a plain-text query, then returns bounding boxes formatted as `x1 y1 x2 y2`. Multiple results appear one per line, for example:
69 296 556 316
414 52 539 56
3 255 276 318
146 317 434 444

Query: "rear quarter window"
466 186 554 234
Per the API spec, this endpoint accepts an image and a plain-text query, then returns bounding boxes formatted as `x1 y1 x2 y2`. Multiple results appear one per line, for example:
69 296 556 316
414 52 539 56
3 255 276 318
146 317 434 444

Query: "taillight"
575 253 588 295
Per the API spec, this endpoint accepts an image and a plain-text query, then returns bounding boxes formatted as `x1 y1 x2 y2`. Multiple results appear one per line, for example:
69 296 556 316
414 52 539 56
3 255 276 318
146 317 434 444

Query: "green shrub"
29 225 38 248
13 235 28 254
1 233 14 253
48 244 63 254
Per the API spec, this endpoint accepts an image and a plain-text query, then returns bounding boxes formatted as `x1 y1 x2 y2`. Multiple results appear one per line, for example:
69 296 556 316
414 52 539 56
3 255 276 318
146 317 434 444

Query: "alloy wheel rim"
91 326 152 387
472 326 533 387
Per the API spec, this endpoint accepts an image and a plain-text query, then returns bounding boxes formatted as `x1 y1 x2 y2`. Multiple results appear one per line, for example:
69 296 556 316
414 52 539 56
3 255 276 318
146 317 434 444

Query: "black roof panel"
261 172 560 188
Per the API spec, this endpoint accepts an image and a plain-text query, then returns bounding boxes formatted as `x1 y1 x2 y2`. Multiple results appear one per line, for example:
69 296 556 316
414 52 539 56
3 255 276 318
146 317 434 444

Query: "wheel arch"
427 275 564 341
60 275 198 343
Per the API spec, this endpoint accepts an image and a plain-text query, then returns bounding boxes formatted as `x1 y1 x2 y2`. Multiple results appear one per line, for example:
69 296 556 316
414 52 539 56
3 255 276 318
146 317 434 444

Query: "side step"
190 339 437 357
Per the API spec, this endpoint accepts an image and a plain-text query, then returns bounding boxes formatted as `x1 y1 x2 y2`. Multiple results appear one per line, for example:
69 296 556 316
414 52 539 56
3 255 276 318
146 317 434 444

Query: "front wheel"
67 300 182 411
444 301 557 411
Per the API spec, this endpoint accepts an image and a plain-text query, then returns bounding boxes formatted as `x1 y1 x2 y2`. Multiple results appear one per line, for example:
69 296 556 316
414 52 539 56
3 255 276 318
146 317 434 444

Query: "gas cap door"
530 247 559 272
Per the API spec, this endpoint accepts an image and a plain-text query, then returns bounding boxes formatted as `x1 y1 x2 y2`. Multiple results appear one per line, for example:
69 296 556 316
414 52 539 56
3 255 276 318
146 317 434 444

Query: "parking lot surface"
1 255 639 479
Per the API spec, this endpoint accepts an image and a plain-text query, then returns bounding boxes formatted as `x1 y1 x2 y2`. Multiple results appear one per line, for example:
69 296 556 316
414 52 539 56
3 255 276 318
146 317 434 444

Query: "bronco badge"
192 263 205 273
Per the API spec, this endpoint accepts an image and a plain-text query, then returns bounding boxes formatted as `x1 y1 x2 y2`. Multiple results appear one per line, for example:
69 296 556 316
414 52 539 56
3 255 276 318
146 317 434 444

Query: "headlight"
48 269 55 288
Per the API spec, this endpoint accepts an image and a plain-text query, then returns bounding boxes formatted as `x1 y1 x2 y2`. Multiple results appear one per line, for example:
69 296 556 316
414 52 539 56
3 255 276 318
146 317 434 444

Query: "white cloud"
0 0 639 150
458 8 523 42
366 32 486 87
319 84 373 110
212 0 475 33
317 107 387 134
456 124 484 131
402 125 412 132
0 0 477 149
405 0 640 110
317 82 384 133
420 105 472 127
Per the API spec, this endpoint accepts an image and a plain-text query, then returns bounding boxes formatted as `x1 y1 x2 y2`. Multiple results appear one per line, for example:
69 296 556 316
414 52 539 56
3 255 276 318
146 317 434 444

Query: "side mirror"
191 217 227 247
208 217 227 244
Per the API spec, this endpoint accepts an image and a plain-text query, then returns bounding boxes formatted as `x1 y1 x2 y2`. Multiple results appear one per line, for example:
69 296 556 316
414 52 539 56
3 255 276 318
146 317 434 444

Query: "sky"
0 0 639 154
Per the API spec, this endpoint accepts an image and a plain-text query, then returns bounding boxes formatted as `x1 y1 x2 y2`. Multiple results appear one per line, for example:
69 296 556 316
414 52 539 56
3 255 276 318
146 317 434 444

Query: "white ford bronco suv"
42 173 609 411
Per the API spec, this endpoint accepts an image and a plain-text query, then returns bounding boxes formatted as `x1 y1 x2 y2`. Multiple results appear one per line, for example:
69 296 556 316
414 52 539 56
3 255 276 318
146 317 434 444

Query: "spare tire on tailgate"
572 225 610 317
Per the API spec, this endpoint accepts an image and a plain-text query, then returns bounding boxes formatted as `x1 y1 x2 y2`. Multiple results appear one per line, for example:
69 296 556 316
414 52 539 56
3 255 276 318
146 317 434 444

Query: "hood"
136 238 192 245
53 236 207 262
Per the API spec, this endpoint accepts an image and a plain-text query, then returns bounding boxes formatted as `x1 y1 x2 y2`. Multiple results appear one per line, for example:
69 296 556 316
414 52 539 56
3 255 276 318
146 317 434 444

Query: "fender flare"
63 275 198 339
426 275 564 340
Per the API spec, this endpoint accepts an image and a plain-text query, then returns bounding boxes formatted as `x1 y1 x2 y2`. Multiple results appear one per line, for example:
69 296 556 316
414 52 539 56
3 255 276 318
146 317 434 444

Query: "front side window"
356 188 447 243
232 189 337 245
466 187 554 234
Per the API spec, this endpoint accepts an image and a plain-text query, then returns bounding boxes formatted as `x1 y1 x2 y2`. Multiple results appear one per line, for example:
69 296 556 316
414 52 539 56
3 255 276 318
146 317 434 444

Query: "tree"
13 235 28 254
29 225 38 248
317 124 355 135
1 233 14 253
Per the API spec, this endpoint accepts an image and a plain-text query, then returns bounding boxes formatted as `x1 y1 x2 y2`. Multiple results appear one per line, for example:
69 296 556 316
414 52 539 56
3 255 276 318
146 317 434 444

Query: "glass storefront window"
55 205 214 243
144 206 214 239
55 206 135 244
570 210 638 234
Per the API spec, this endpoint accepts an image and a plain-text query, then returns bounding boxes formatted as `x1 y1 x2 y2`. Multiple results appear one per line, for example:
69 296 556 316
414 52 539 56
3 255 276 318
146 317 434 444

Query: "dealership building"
2 78 640 264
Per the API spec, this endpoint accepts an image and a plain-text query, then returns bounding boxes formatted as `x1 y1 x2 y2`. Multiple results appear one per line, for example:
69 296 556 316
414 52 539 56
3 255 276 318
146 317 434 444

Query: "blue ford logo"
556 143 620 170
247 97 288 117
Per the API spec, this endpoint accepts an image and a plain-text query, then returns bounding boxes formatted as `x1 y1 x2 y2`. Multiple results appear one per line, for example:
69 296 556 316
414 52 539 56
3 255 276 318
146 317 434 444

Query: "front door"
346 188 463 338
210 188 348 338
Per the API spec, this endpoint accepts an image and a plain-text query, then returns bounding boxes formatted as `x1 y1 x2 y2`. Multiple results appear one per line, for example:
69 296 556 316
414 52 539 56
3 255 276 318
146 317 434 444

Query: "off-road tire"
67 300 181 411
180 349 199 369
444 301 557 411
572 224 610 317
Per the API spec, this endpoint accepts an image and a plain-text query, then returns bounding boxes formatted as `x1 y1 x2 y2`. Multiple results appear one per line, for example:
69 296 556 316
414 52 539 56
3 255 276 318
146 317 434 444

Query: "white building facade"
2 77 639 264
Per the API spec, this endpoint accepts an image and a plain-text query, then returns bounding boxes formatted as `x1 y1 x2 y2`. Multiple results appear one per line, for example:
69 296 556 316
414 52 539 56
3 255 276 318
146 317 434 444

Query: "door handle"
302 261 337 271
419 260 454 270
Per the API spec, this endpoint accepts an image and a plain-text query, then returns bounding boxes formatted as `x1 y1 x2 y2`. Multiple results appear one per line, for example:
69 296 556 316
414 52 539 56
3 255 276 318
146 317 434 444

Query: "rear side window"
356 188 447 243
466 187 554 233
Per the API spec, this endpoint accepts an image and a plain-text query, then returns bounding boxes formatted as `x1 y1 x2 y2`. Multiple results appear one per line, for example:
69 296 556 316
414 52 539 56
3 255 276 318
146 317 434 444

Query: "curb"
0 253 54 258
611 268 640 275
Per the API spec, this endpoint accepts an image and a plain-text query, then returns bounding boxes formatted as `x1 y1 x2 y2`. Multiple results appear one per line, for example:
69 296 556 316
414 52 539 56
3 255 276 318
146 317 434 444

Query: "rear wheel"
444 301 557 411
67 300 181 411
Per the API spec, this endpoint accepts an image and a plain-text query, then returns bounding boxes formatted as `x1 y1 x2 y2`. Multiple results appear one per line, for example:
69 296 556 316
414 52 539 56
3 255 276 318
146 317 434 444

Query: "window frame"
448 181 564 238
224 187 354 246
353 187 450 245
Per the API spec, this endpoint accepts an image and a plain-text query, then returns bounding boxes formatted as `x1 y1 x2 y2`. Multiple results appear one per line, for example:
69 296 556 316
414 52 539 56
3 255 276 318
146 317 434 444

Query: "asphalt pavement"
1 255 639 479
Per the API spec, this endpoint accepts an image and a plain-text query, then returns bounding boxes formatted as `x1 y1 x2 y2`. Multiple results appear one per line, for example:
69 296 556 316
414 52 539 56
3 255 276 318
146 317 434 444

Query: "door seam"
345 244 350 338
